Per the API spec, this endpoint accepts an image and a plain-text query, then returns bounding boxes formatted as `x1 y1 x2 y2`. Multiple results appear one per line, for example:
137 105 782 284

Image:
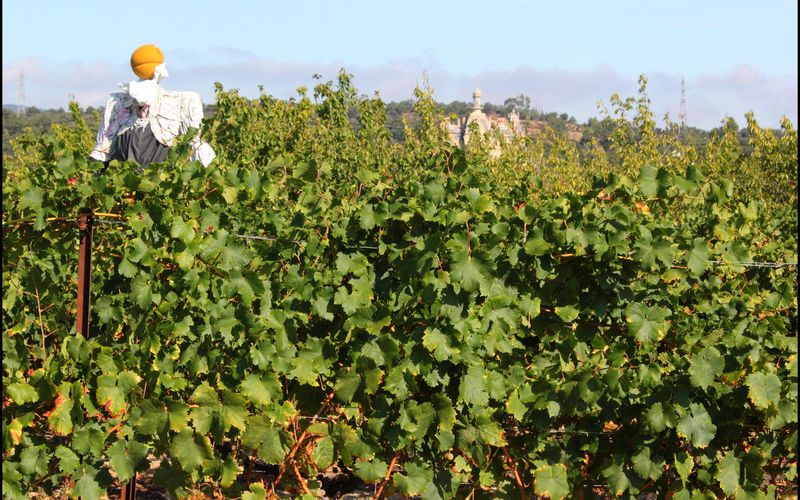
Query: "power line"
709 260 797 269
234 233 377 250
18 71 25 117
93 219 129 227
679 74 686 127
235 233 301 244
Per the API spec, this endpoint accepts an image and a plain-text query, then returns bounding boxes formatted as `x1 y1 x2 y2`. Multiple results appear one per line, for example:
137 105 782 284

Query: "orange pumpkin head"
130 44 164 80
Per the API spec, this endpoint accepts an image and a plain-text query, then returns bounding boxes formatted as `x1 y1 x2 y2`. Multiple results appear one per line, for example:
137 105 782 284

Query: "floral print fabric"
89 85 215 166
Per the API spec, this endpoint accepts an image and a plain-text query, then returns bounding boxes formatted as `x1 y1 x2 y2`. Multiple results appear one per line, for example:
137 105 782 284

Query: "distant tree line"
1 97 765 158
3 106 96 155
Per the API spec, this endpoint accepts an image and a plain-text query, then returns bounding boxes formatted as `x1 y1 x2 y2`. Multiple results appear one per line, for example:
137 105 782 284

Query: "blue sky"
3 0 797 129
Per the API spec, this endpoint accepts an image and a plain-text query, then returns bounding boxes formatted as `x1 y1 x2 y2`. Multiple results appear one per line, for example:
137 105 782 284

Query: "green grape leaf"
74 470 104 500
312 436 335 470
241 372 282 407
676 403 716 448
220 457 242 488
533 463 570 500
632 447 665 481
18 188 44 212
108 439 149 484
689 346 725 389
745 372 781 409
20 445 48 476
54 445 80 474
242 482 267 500
394 462 434 495
47 384 74 435
625 303 670 344
645 402 676 432
170 429 209 472
422 328 460 362
686 238 710 277
716 450 740 496
637 164 659 197
354 458 388 483
130 274 154 309
450 255 488 293
601 461 631 497
674 451 694 484
555 305 580 322
132 399 168 435
636 237 673 269
72 425 105 456
258 427 288 464
167 400 190 432
6 382 39 404
459 365 488 407
335 370 361 403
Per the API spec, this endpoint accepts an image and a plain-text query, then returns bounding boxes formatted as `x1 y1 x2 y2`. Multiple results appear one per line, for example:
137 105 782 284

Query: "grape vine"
3 72 797 499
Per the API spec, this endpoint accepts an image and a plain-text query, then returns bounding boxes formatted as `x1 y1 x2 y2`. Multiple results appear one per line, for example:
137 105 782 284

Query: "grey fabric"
108 123 170 167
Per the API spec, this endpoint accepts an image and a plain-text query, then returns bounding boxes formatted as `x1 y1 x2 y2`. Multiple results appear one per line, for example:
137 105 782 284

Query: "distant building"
446 88 525 149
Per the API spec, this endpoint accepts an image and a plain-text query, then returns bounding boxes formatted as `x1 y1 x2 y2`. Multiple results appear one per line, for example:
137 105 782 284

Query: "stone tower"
464 88 491 146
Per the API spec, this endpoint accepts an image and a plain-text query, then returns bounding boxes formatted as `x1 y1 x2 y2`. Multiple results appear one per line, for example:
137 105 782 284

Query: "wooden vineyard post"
120 478 137 499
76 209 94 338
76 209 137 499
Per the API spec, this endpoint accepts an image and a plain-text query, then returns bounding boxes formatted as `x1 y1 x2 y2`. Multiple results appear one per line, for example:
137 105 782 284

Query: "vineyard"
2 73 798 499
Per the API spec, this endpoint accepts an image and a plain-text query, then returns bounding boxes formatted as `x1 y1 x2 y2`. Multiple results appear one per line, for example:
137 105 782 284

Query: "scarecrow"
89 44 215 168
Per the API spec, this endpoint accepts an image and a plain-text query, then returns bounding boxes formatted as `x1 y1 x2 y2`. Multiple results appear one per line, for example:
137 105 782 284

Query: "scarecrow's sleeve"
179 91 216 167
89 93 132 162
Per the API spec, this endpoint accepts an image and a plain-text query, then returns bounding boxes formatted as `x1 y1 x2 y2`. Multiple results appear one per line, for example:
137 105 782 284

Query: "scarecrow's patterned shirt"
89 86 215 166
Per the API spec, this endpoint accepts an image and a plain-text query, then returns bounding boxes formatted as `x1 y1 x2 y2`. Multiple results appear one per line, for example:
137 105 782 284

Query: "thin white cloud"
3 56 796 130
4 57 129 109
689 65 797 127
